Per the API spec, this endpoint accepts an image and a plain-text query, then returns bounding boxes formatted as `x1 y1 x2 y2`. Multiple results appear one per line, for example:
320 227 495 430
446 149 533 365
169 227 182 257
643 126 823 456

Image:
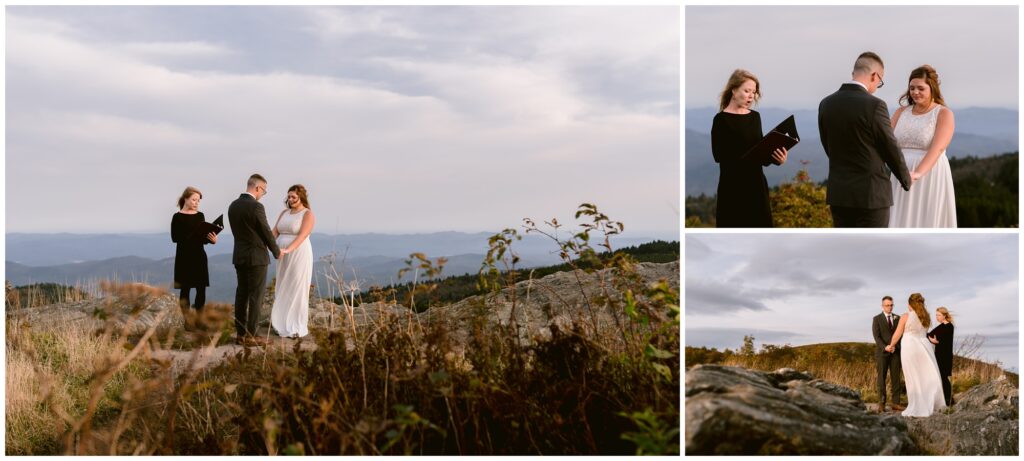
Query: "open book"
741 115 800 164
193 214 224 240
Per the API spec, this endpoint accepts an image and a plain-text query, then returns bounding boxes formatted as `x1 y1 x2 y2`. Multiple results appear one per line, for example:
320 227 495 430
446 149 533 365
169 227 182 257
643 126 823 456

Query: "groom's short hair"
247 174 267 188
853 51 884 75
882 295 893 302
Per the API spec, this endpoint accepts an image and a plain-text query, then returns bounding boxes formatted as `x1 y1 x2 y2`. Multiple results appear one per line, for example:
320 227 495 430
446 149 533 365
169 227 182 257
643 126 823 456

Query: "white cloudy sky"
5 6 679 236
686 234 1019 371
686 5 1019 110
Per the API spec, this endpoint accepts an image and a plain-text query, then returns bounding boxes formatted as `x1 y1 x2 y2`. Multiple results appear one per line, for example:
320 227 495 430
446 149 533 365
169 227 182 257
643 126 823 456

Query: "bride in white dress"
889 65 956 228
271 184 316 338
886 293 946 417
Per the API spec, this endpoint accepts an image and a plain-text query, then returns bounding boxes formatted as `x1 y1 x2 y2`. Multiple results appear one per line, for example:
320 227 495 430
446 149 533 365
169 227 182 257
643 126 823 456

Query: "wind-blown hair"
176 186 202 210
908 293 931 329
718 69 761 112
936 306 954 325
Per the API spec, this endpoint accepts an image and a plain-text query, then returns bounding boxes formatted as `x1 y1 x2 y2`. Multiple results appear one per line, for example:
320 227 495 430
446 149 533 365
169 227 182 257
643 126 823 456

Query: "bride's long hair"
908 293 931 329
899 65 946 107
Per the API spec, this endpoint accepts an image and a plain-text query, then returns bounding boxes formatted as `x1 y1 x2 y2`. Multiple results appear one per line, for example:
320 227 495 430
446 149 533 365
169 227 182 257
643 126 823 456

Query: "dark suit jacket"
928 322 954 377
872 312 901 356
227 193 280 266
818 84 912 209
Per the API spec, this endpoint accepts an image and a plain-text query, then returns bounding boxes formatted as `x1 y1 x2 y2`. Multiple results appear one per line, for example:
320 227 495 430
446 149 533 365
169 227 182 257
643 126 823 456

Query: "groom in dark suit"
228 174 281 346
872 295 904 412
818 51 913 227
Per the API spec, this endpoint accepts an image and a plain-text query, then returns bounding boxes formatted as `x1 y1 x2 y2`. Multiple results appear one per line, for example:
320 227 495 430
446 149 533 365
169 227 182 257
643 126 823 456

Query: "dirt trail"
150 326 320 377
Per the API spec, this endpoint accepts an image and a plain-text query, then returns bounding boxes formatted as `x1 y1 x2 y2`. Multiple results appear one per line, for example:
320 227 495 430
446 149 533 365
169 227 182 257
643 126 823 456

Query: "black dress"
928 322 954 376
711 110 773 227
928 322 954 405
171 211 211 289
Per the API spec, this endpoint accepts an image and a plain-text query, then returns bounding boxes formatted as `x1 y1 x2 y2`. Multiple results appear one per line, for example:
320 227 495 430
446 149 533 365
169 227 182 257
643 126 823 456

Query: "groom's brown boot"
891 403 906 411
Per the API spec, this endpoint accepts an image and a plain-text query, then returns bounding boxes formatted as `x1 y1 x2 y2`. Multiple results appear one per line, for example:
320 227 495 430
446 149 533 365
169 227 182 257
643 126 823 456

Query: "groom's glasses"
873 72 885 89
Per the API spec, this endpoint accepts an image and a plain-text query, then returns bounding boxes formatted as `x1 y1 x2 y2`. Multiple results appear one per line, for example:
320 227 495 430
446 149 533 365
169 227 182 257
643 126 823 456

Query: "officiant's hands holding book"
770 147 788 165
206 232 218 244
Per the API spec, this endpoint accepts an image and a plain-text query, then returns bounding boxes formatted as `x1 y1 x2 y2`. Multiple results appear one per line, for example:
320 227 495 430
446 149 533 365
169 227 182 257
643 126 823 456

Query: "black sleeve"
874 100 912 190
254 202 281 258
711 114 727 164
818 100 829 157
171 213 183 243
872 317 886 349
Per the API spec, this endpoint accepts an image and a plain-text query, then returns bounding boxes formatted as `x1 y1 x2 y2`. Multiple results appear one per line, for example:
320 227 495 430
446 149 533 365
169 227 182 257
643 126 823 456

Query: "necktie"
887 315 893 329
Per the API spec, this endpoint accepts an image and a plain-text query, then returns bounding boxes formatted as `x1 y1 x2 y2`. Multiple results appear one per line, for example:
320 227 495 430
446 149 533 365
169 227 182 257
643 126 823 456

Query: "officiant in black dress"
171 186 218 329
711 69 787 227
928 307 955 406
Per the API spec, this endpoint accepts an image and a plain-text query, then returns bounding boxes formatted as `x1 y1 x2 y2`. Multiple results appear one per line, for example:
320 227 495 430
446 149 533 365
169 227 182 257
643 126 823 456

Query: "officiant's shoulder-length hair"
899 65 946 107
176 186 202 210
285 184 310 209
718 69 761 112
908 293 931 328
936 307 954 325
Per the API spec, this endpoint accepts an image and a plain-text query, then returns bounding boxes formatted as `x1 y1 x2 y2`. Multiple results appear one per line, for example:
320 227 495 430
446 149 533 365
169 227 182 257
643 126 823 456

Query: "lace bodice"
894 104 942 151
904 310 928 337
276 209 307 236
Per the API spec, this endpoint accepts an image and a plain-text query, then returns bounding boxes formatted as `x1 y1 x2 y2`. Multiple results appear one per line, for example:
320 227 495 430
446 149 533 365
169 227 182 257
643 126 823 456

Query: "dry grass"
5 205 681 455
687 340 1012 403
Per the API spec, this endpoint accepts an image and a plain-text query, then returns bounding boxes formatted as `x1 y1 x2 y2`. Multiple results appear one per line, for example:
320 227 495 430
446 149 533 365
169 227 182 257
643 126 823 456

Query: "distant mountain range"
685 107 1019 196
5 232 668 302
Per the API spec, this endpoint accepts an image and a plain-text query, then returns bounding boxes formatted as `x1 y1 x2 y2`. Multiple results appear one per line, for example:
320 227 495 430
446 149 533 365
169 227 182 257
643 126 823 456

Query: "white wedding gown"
889 104 957 228
271 209 312 338
900 311 946 417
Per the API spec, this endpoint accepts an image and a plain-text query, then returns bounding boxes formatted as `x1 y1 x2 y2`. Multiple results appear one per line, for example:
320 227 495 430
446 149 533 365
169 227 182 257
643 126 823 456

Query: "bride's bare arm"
273 210 286 239
913 107 955 178
888 314 908 349
284 210 316 252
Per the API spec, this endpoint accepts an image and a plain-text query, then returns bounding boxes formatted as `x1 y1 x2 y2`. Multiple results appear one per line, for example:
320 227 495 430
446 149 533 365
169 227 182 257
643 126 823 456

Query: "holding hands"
884 344 895 353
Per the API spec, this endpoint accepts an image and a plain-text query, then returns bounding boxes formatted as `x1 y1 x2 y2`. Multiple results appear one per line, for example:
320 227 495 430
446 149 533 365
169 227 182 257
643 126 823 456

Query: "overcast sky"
5 6 679 237
686 5 1019 110
686 234 1019 371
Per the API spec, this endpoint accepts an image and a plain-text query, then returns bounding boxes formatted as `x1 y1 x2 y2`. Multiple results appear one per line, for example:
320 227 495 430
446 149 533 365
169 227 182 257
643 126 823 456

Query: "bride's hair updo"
285 184 310 209
936 306 954 325
899 65 945 107
908 293 931 329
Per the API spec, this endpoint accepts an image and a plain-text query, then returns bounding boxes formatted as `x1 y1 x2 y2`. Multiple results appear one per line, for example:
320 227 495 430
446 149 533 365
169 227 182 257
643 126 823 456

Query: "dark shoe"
891 404 906 411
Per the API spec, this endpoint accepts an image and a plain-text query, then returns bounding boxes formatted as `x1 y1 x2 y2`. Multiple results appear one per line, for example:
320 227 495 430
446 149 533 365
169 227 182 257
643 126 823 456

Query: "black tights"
179 286 206 311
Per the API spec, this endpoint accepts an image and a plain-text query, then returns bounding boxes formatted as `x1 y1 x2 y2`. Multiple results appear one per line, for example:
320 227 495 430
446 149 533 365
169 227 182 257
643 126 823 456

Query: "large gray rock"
905 377 1019 455
426 261 679 347
685 364 918 455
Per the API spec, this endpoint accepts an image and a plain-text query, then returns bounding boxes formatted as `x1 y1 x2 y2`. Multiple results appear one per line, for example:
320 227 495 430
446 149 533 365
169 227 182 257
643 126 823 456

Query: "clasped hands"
884 344 896 353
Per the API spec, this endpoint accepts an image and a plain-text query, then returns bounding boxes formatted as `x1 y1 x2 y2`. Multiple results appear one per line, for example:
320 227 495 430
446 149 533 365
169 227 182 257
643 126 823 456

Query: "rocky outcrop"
905 376 1019 455
685 364 917 455
426 261 679 346
686 364 1020 456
